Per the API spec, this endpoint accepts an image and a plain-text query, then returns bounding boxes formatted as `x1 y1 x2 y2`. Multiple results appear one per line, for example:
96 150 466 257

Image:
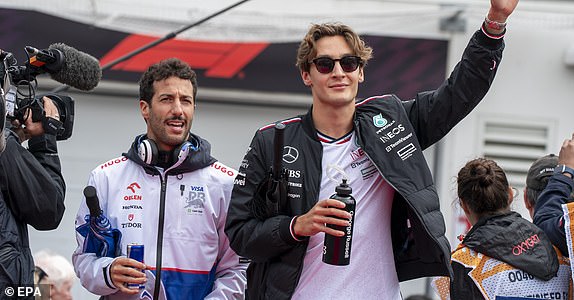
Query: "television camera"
0 43 101 141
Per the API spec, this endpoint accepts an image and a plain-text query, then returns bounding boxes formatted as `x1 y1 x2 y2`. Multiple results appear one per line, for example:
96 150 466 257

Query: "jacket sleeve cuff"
555 173 574 190
103 261 118 290
474 27 505 50
76 255 120 296
289 216 305 242
28 134 58 153
279 216 307 245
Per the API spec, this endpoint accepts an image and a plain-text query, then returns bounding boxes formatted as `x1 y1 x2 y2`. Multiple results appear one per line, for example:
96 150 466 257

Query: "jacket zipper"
153 172 168 300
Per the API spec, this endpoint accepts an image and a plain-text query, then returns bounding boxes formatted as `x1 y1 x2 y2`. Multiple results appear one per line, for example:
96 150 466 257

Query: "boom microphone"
84 185 102 217
27 43 102 91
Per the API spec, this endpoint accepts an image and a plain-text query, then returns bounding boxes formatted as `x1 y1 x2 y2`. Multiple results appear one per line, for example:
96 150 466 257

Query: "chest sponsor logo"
360 165 378 180
211 163 235 177
127 182 141 193
384 132 413 153
286 169 301 179
396 143 416 161
100 156 128 169
124 194 142 201
287 181 302 188
379 124 405 143
183 186 205 215
351 157 369 169
122 205 143 210
121 222 142 228
124 182 143 201
282 146 299 164
373 114 388 128
350 148 365 161
240 159 249 170
121 214 142 228
375 120 396 134
234 172 246 186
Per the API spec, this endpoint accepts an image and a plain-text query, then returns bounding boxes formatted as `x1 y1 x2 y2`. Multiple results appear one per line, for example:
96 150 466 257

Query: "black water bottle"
322 179 356 266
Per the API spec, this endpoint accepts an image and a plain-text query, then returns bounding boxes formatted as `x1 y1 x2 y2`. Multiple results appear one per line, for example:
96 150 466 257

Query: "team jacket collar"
124 132 217 175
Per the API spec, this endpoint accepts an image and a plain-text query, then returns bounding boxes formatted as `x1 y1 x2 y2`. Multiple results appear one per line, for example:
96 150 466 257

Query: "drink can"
126 243 145 289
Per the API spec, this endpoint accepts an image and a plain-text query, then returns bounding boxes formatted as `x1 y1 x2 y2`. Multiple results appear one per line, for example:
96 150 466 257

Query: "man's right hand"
559 133 574 170
109 257 147 295
293 199 352 238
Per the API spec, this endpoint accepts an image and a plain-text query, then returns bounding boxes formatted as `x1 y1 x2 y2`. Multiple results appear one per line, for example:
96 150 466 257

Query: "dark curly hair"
138 58 198 105
457 158 510 216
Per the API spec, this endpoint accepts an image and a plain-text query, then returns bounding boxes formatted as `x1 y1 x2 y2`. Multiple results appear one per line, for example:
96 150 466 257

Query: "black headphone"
137 136 198 166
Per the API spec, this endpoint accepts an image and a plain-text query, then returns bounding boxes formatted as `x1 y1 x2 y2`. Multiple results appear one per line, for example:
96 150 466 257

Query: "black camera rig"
0 46 75 141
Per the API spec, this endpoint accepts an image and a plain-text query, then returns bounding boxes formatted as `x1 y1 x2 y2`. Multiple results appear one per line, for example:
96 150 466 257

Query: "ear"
358 67 365 83
140 100 150 121
301 70 312 87
522 189 533 210
507 187 514 206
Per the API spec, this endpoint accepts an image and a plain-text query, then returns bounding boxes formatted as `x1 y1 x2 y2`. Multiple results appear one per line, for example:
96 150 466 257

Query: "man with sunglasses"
225 0 519 298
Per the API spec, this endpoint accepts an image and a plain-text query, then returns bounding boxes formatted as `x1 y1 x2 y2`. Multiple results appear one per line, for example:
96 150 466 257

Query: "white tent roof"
2 0 574 41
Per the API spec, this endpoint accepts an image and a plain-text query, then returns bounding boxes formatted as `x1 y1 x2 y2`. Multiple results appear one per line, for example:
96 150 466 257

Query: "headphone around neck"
137 136 198 166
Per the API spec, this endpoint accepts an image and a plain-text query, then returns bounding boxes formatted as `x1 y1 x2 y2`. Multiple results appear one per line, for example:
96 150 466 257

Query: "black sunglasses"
311 55 362 74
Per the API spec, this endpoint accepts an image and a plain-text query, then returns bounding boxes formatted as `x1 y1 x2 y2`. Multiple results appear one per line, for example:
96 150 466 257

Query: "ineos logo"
282 146 299 164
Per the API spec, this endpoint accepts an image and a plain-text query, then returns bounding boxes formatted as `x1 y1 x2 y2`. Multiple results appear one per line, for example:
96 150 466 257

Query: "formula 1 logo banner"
0 8 446 100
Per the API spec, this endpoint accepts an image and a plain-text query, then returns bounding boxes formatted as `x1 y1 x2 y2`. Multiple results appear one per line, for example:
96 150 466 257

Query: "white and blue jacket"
73 133 247 300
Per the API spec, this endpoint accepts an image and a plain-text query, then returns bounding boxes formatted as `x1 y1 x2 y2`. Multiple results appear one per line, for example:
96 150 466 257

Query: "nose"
331 61 346 76
171 99 184 115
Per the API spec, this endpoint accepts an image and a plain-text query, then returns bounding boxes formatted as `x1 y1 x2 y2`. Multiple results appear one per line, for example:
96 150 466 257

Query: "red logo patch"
127 182 141 193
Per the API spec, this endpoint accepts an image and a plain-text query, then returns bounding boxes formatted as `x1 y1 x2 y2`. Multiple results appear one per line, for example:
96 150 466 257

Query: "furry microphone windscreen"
48 43 102 91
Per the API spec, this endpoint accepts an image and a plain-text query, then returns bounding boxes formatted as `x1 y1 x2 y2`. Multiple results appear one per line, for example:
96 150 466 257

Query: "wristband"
290 216 304 242
481 22 505 40
555 165 574 179
484 17 507 31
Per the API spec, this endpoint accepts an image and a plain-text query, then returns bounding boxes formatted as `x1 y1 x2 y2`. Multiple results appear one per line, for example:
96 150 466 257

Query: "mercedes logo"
282 146 299 164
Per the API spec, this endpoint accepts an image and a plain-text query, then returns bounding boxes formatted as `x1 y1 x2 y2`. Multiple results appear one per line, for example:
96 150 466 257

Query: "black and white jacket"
225 28 504 300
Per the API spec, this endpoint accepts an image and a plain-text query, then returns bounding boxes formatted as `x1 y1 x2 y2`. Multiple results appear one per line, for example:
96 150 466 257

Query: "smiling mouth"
166 120 185 128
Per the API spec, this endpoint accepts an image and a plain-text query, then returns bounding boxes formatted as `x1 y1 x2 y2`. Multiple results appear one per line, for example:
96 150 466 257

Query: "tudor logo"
128 213 134 221
282 146 299 164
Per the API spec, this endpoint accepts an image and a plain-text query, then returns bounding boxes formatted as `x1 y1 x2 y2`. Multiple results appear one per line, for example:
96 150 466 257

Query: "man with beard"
73 58 247 300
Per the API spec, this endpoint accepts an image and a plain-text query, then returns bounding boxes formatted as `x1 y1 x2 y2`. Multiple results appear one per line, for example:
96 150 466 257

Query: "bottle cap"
335 179 352 196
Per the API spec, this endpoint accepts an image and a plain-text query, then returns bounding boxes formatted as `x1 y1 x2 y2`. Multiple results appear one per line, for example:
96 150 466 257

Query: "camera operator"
0 96 65 287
